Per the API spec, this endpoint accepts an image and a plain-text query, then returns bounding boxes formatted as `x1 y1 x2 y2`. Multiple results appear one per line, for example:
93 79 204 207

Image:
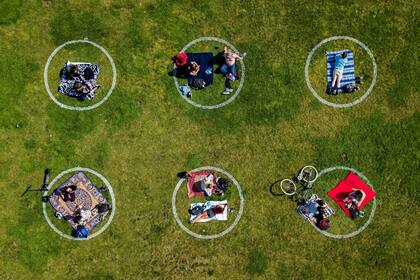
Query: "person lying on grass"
343 188 366 219
221 46 245 95
330 52 348 95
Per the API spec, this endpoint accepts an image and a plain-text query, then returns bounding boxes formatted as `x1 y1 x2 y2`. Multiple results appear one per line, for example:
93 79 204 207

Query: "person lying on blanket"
221 46 244 95
190 204 227 224
343 188 366 219
330 52 348 94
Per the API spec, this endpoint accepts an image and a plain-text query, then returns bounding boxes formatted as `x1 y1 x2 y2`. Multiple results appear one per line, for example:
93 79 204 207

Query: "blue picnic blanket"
326 50 355 93
187 52 213 88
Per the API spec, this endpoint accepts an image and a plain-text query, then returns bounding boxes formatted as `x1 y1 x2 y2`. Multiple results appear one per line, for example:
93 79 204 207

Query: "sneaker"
222 90 231 95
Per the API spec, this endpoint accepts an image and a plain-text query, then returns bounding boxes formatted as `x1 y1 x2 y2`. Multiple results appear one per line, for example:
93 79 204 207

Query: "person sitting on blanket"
172 52 188 69
187 171 229 196
343 189 366 219
221 46 244 95
74 81 99 100
69 65 81 79
190 204 226 224
330 52 348 94
59 185 77 202
196 171 216 196
172 52 188 77
188 61 200 76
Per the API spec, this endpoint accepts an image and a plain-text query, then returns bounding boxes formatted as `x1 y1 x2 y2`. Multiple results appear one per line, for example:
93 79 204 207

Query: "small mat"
58 62 100 98
326 49 355 92
49 171 109 231
187 52 213 88
297 194 334 221
186 170 217 198
189 200 228 223
327 172 376 217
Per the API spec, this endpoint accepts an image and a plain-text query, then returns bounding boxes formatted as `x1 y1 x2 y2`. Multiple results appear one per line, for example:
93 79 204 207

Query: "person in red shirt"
172 52 188 68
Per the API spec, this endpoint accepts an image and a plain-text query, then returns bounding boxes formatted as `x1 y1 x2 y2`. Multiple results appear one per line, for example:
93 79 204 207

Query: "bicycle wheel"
280 179 297 196
298 166 318 186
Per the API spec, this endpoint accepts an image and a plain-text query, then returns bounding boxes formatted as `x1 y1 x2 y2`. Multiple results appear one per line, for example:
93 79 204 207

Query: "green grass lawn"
0 0 418 279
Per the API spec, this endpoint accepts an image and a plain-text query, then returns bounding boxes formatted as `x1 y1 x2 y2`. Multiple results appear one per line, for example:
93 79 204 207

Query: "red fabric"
213 205 224 214
174 52 188 68
327 172 376 217
186 170 216 198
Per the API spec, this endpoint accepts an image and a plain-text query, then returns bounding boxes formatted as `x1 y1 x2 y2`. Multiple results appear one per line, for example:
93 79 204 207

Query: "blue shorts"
221 64 237 76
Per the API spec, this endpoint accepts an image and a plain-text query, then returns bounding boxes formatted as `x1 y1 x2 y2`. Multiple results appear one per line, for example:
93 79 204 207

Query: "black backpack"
216 178 229 194
192 78 206 89
189 205 204 215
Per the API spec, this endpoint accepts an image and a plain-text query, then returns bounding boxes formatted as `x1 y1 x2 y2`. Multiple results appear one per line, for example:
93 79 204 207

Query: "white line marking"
305 36 377 108
42 167 116 240
173 37 246 109
309 166 376 238
172 166 244 239
44 39 117 111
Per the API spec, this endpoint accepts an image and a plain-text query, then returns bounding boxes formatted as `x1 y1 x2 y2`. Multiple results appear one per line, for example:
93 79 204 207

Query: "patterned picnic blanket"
58 62 100 99
49 171 109 231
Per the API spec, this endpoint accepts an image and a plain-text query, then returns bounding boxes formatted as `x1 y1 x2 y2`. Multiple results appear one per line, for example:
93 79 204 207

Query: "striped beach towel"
326 50 355 93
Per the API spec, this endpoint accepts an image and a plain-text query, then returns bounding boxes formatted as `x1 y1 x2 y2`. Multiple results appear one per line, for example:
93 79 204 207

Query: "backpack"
192 78 206 89
215 178 229 194
318 219 330 230
189 205 205 215
74 225 89 238
344 83 359 93
349 205 360 219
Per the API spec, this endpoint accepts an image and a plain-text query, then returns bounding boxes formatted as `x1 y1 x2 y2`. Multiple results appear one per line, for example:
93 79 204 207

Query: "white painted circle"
42 167 116 240
172 166 244 239
309 166 376 238
305 36 377 108
173 37 246 109
44 39 117 111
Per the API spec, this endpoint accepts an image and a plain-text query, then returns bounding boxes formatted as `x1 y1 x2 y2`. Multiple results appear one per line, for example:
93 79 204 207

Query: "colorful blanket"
58 62 100 99
189 200 228 223
49 171 109 231
297 194 334 221
186 170 217 198
327 172 376 218
326 49 355 92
